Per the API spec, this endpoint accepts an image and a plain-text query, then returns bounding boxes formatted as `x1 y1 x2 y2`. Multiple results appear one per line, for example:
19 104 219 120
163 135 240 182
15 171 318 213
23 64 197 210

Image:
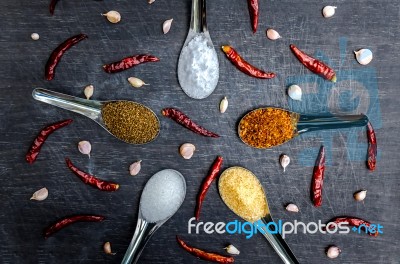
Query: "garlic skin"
322 6 337 18
219 97 228 113
163 18 173 34
103 242 116 255
288 84 302 101
102 11 121 24
326 246 341 259
30 187 48 201
285 203 299 213
224 245 240 255
266 29 281 40
31 33 40 40
84 85 94 100
280 154 290 172
354 190 367 201
128 77 148 88
129 160 142 176
354 49 373 65
78 141 92 158
180 143 196 159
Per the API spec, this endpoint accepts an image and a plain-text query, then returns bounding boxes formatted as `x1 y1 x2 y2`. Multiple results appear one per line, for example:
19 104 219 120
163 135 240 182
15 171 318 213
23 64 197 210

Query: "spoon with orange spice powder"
238 107 368 148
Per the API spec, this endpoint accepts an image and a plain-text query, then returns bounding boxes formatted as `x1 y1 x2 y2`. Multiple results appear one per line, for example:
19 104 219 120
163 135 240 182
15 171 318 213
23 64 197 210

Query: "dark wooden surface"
0 0 399 263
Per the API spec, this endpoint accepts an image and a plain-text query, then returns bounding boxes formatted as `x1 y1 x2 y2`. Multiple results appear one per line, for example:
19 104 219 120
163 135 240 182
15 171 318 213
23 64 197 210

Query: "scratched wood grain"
0 0 399 263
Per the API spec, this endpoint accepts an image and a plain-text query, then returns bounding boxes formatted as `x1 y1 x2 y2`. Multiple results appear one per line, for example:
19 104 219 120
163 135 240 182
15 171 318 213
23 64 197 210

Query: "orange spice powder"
239 108 299 148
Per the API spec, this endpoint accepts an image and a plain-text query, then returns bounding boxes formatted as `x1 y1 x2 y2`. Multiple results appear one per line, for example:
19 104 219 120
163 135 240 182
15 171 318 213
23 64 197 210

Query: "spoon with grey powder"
121 169 186 264
32 88 160 144
177 0 219 99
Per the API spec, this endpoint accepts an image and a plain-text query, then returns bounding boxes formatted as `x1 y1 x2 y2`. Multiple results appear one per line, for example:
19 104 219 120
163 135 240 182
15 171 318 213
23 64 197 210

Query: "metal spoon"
177 0 219 99
238 107 369 148
218 166 299 264
32 88 160 144
121 169 186 264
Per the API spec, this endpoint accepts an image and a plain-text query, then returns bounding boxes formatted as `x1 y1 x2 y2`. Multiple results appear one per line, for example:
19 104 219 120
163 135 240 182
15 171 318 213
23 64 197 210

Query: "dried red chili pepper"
290 44 337 82
366 121 377 171
247 0 259 33
311 146 325 207
222 46 276 79
25 119 73 164
195 156 223 221
49 0 60 15
162 108 219 138
102 54 160 73
44 215 105 238
176 236 234 263
65 158 119 191
326 216 379 237
45 34 88 80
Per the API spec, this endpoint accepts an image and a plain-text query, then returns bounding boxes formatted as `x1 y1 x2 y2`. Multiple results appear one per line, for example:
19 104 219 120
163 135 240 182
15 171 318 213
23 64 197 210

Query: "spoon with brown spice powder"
32 88 160 144
238 107 369 149
219 167 299 264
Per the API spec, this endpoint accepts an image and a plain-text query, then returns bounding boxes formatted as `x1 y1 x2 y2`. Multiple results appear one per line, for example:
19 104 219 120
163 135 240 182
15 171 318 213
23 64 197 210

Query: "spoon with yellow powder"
238 107 368 149
218 167 299 264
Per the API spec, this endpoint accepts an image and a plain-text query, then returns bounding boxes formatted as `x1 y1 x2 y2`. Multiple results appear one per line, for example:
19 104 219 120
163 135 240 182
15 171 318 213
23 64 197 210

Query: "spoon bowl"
32 88 160 144
177 0 219 99
238 107 369 149
121 169 186 264
219 167 299 264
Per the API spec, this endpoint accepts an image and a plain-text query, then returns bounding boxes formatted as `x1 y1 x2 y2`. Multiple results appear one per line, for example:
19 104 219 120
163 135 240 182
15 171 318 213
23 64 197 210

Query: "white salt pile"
140 169 186 223
178 33 219 99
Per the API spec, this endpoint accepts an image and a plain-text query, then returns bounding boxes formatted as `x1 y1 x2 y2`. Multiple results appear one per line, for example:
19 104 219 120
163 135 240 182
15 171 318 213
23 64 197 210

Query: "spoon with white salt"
121 169 186 264
177 0 219 99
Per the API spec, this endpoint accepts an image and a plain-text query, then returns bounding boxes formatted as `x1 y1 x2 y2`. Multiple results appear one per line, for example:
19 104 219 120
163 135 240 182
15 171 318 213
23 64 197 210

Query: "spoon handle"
259 215 299 264
32 88 102 119
190 0 207 33
297 114 368 134
121 217 159 264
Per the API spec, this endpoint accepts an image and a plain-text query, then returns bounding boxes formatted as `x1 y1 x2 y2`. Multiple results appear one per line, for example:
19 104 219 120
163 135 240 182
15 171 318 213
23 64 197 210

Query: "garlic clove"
84 85 94 100
354 190 367 201
78 141 92 158
322 6 337 18
31 33 40 40
148 0 155 4
102 11 121 24
288 84 302 101
219 97 228 113
326 246 341 259
279 154 290 172
128 77 148 88
224 244 240 255
163 18 173 34
266 28 281 40
129 160 142 176
354 49 373 65
30 187 48 201
285 203 299 213
180 143 196 159
103 242 116 255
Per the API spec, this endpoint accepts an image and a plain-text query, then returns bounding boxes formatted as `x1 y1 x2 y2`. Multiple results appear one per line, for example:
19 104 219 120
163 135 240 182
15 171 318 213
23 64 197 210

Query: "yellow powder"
218 167 269 223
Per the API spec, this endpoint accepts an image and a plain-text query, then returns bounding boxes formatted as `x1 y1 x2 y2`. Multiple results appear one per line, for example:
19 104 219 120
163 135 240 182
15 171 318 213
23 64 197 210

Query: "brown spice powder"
101 101 160 144
219 167 269 223
239 108 298 148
